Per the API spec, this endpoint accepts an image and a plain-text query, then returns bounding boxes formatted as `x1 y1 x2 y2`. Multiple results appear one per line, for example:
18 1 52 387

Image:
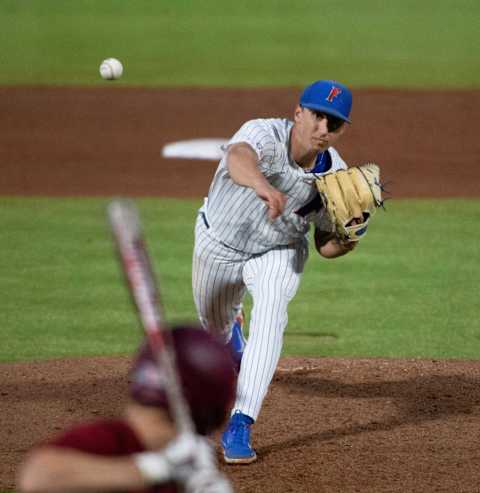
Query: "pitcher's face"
294 106 346 153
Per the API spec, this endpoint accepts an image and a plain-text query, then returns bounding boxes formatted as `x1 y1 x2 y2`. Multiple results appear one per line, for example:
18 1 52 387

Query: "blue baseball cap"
300 80 352 123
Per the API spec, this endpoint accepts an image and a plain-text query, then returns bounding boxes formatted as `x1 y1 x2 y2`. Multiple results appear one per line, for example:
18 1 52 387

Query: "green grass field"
0 0 478 87
2 197 479 362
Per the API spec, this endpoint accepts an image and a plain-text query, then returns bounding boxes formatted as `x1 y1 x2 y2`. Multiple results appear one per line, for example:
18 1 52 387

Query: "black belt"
200 211 210 229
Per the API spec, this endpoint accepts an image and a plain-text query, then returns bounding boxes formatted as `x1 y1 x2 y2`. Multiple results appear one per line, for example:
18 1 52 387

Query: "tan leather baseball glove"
315 164 384 242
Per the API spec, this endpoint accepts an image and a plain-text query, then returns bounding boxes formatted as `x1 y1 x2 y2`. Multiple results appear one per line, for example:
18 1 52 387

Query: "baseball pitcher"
192 80 383 464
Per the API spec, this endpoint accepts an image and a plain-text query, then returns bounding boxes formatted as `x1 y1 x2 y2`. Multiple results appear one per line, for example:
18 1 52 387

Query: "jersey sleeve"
226 119 280 176
48 420 142 456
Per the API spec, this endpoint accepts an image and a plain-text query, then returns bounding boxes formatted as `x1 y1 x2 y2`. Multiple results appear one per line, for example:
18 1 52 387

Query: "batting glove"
133 432 201 484
184 468 234 493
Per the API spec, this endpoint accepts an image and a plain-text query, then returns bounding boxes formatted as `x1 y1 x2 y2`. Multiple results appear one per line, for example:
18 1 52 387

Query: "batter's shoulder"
48 419 142 454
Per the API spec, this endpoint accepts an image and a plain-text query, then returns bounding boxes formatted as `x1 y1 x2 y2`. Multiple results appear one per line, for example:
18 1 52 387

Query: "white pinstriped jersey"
201 118 347 254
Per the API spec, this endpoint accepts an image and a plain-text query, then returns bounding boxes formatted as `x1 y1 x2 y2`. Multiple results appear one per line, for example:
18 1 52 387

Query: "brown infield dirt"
1 87 480 492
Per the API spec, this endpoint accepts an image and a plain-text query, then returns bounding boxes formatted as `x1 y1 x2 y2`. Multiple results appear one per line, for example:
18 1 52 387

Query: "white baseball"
99 58 123 80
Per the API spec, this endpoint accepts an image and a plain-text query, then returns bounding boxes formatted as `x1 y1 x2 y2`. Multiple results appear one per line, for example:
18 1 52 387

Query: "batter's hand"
184 468 233 493
180 436 233 493
134 433 214 485
253 181 287 220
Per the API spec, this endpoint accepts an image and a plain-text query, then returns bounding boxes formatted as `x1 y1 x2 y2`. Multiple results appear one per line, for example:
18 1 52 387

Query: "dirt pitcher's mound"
2 356 480 492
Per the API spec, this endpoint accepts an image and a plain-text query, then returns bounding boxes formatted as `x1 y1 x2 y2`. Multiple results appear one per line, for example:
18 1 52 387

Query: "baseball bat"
107 199 194 435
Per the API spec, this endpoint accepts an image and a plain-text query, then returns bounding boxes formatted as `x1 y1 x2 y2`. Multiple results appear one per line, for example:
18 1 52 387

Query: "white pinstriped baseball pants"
192 214 308 421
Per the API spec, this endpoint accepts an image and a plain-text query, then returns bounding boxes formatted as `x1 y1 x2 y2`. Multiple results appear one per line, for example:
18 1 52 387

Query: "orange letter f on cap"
326 86 342 102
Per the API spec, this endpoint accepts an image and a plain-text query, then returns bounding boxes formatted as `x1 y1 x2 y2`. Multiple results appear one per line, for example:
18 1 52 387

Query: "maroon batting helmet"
129 326 236 435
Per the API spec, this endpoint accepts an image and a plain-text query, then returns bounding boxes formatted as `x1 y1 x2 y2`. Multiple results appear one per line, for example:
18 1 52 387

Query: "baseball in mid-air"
99 58 123 80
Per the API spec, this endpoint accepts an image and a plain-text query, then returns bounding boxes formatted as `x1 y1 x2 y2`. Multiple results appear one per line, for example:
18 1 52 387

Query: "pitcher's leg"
233 247 305 420
221 245 307 464
192 216 247 342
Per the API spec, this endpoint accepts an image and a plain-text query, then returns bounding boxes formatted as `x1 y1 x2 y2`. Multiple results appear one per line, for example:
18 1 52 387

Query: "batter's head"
129 326 236 435
300 80 352 123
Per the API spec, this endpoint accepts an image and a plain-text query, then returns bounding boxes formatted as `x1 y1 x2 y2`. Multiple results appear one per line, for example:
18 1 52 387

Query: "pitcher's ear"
294 105 304 122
